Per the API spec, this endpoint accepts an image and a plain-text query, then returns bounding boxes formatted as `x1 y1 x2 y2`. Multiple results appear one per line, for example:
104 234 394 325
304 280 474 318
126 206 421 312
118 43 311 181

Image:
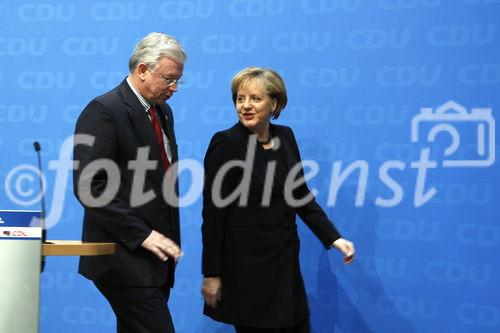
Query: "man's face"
141 57 184 105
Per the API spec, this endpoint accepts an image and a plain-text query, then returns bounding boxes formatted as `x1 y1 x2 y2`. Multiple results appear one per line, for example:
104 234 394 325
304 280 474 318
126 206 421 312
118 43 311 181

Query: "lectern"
0 210 115 333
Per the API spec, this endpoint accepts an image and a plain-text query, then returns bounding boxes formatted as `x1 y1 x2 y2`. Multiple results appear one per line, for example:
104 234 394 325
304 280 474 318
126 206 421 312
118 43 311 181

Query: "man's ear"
137 63 148 80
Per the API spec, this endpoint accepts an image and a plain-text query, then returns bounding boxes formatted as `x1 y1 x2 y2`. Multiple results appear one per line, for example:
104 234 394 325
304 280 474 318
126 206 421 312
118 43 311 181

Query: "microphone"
33 141 49 273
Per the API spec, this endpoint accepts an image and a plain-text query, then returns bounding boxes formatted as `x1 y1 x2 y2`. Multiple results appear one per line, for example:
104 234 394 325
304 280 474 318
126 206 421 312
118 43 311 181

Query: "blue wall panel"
1 1 499 332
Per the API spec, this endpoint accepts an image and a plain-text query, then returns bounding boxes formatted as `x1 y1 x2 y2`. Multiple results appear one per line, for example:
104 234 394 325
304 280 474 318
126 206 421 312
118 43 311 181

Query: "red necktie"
148 106 170 171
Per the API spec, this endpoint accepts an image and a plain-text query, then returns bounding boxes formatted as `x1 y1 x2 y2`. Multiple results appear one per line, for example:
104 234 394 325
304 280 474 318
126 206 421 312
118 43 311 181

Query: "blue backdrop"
2 1 499 332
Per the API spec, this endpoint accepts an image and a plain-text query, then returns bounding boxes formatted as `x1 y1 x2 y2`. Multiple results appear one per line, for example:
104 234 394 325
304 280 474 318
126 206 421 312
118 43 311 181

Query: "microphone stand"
33 141 51 273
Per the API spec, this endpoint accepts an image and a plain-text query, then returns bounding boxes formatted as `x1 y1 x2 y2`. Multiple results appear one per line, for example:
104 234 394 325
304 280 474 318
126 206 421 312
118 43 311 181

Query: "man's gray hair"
129 32 186 72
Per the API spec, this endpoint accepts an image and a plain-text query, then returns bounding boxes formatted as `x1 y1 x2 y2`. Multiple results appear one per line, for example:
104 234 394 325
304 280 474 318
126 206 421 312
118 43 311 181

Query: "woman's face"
235 79 277 135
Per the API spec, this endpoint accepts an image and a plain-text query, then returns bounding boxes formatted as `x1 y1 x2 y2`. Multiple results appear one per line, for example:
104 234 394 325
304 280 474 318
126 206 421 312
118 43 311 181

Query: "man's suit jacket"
201 122 341 327
73 79 180 287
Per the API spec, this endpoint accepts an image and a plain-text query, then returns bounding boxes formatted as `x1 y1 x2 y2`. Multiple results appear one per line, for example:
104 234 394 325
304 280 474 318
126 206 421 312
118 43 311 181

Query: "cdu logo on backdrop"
411 100 495 167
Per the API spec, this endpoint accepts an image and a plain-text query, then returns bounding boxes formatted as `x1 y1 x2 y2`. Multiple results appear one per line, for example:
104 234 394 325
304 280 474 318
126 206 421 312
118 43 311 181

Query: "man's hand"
201 277 222 308
141 230 183 261
333 238 355 264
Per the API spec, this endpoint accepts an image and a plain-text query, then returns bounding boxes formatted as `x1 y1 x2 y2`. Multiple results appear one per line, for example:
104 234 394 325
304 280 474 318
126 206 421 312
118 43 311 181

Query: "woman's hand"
333 238 355 264
201 276 222 308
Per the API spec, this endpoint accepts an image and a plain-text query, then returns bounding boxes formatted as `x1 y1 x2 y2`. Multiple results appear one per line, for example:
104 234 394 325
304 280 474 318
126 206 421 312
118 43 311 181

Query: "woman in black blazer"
201 67 355 333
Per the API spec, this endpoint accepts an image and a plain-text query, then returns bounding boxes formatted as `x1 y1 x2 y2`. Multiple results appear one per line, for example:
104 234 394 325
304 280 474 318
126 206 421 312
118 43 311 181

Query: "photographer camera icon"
411 100 495 167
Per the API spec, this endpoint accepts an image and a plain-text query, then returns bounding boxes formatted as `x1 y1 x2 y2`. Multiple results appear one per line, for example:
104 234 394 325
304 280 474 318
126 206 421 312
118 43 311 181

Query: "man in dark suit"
73 32 186 333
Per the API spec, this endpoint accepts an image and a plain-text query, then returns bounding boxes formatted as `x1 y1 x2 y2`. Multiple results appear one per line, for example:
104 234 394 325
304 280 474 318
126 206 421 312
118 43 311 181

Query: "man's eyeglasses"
158 74 184 87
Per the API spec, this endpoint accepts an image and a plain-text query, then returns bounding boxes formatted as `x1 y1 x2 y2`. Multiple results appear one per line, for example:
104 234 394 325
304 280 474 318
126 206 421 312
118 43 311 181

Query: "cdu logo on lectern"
411 100 495 167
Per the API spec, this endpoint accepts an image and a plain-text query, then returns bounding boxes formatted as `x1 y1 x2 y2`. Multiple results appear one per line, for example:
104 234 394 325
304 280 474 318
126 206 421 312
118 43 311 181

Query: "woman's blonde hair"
231 67 287 119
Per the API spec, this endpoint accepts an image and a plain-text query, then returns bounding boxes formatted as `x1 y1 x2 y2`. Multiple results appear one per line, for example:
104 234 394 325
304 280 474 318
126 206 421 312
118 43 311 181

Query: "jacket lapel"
157 105 178 164
232 122 298 198
274 125 298 173
232 122 269 183
120 81 165 177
